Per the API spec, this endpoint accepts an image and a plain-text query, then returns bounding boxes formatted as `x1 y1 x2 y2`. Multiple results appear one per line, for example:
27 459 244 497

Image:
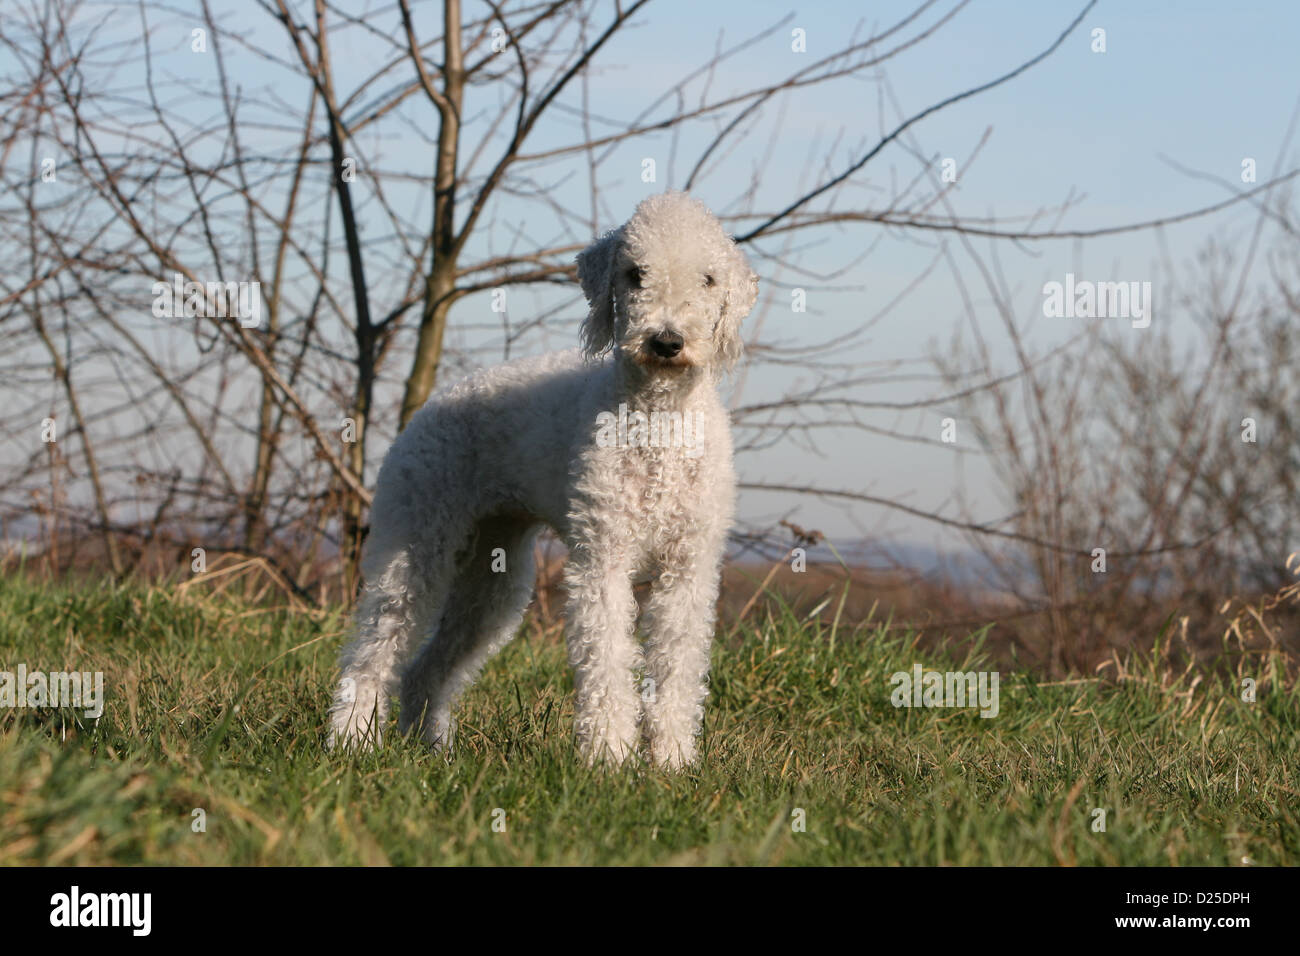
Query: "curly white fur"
328 191 758 769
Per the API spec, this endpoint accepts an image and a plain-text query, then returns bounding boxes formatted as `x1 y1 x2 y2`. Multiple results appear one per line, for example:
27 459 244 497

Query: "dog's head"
577 191 758 374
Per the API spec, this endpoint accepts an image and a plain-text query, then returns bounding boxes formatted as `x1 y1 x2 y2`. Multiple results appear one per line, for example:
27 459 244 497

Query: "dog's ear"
577 226 624 358
715 240 758 368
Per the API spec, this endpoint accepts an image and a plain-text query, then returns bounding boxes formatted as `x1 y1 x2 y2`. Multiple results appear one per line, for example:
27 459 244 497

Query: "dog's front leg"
563 544 642 766
641 541 726 769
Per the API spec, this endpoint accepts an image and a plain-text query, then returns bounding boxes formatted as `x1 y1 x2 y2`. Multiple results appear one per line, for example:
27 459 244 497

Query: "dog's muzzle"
628 329 692 369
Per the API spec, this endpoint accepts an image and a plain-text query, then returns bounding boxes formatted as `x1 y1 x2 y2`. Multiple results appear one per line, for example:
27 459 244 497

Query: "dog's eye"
703 274 716 288
626 267 644 288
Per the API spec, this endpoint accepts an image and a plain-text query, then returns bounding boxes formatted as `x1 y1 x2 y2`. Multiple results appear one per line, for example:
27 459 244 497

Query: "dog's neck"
613 358 716 411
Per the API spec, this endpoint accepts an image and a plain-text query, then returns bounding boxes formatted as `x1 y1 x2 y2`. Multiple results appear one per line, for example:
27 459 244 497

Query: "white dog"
328 191 758 768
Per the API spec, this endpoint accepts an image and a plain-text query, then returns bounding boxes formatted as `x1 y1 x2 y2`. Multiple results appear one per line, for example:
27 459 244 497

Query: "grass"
0 573 1296 865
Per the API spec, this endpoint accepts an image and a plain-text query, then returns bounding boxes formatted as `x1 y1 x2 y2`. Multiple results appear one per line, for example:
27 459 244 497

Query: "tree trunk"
399 0 463 429
400 271 455 428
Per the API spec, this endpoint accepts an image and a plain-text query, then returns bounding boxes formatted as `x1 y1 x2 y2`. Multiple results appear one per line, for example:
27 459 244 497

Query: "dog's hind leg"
398 517 541 750
329 510 473 750
328 546 431 750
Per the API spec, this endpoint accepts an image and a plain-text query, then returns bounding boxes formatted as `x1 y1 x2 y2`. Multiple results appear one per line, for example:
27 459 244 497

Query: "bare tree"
932 186 1300 673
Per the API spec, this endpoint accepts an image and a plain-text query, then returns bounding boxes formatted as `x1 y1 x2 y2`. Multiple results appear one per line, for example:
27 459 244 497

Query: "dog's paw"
326 723 381 752
399 708 456 753
578 734 640 769
327 677 385 751
649 738 698 771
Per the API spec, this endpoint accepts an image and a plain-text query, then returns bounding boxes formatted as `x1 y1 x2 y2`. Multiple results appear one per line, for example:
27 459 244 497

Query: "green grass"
0 574 1296 865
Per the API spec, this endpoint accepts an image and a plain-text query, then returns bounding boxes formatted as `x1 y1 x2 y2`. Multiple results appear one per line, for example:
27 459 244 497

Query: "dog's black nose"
649 330 684 358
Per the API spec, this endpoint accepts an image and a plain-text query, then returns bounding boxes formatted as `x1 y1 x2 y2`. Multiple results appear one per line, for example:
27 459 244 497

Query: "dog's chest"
618 442 706 516
566 388 730 556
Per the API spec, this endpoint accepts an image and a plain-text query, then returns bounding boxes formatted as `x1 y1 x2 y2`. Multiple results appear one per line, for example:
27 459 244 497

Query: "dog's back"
378 348 610 535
